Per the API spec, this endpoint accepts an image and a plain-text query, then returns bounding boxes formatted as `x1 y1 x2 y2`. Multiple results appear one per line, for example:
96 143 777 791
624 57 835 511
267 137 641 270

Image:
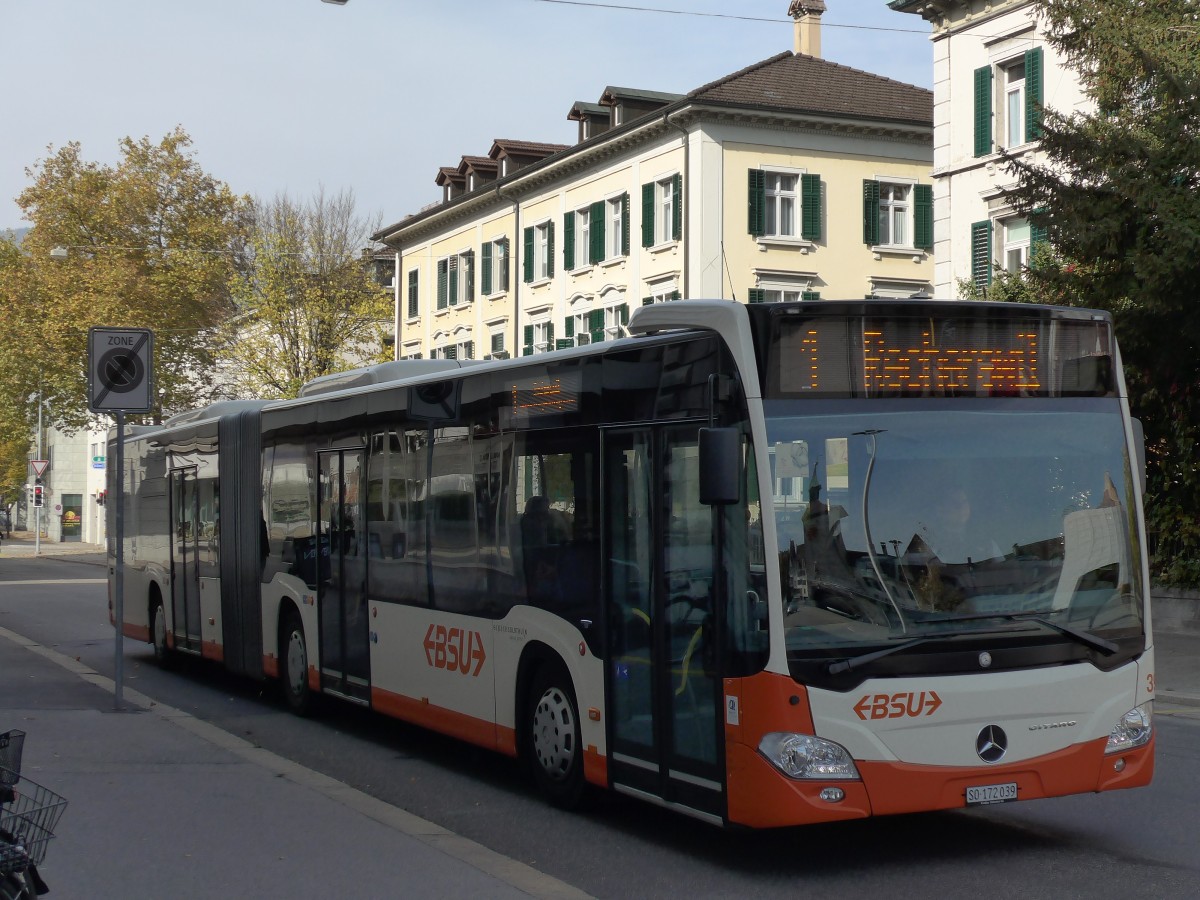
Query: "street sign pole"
88 327 153 713
114 411 125 711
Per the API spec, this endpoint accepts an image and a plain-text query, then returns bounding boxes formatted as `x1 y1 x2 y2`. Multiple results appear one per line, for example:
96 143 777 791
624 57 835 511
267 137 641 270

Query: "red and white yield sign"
31 460 49 478
88 327 154 414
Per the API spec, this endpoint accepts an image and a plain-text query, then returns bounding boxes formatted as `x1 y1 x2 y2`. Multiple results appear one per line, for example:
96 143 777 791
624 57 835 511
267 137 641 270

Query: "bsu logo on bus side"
853 690 943 720
424 624 486 676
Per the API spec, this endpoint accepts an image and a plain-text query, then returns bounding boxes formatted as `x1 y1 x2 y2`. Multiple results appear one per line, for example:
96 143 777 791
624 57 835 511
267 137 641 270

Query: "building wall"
391 114 933 360
43 424 107 544
921 0 1090 296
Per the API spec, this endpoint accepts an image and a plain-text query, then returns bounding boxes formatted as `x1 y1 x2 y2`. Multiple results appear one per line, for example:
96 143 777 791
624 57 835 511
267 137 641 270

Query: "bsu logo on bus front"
854 690 943 720
424 624 486 676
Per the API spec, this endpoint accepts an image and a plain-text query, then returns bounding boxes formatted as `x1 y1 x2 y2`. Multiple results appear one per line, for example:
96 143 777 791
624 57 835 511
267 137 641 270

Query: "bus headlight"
758 732 860 780
1105 702 1153 754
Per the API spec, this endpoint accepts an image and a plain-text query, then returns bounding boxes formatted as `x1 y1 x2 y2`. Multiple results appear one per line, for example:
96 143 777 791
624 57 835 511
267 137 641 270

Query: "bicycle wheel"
0 871 31 900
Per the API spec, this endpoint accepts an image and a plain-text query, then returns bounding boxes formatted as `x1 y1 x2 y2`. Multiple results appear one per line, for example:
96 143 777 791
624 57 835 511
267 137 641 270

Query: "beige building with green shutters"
374 7 935 361
889 0 1090 297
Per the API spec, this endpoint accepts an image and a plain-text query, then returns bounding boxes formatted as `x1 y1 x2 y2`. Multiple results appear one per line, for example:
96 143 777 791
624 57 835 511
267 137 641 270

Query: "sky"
1 0 934 233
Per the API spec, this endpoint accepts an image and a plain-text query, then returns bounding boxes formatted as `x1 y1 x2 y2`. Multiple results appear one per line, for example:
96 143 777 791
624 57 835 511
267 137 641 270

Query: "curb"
0 623 593 900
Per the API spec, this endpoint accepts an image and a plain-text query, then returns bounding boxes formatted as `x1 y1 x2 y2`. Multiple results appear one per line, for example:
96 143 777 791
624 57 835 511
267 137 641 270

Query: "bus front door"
316 449 371 704
604 425 725 823
168 466 202 654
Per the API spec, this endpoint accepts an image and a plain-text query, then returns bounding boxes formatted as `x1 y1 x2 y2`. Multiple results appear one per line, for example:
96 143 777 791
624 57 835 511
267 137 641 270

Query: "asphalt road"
4 556 1200 899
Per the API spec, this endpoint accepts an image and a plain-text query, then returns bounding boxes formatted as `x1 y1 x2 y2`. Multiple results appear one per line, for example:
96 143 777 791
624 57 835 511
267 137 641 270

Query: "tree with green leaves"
995 0 1200 581
0 127 249 434
219 188 392 399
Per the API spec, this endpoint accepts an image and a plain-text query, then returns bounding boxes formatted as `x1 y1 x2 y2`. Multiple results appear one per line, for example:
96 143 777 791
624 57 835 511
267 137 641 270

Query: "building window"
607 194 629 259
490 332 506 359
524 222 555 283
975 47 1043 156
565 206 593 271
406 269 419 319
863 181 932 250
1003 217 1030 273
482 238 509 295
641 175 682 248
436 252 474 309
748 169 821 241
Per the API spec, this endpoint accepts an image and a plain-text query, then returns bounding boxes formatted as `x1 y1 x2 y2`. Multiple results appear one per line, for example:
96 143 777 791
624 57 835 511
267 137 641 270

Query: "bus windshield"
766 399 1145 678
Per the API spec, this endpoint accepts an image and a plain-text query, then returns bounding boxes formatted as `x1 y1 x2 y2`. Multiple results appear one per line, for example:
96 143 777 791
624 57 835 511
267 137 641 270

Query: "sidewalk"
0 531 106 565
0 627 588 899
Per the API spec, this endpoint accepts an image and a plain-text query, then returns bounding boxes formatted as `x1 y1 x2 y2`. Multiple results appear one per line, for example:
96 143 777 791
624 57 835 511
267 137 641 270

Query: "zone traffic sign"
88 327 154 414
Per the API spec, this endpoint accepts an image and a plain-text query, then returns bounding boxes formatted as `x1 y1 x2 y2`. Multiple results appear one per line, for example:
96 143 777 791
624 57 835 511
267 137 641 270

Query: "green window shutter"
498 238 509 292
670 290 680 301
547 323 554 344
547 222 555 278
563 213 575 270
463 251 474 303
564 316 574 338
801 290 821 302
747 288 765 304
556 338 574 350
523 227 534 283
491 332 505 354
642 295 654 306
971 220 993 290
523 324 534 356
863 180 880 246
1025 47 1044 141
481 241 492 295
464 341 474 360
914 184 933 250
671 173 683 241
444 345 457 360
1030 207 1049 251
641 182 655 248
748 169 765 236
590 200 605 264
407 269 419 318
974 65 993 157
437 259 448 309
618 303 629 325
621 193 630 256
801 173 821 241
448 258 459 306
588 309 604 331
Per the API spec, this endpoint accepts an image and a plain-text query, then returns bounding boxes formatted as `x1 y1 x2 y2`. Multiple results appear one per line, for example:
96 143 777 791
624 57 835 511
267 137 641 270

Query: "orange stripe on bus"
584 746 608 787
201 641 224 662
371 687 509 756
122 623 151 642
262 655 279 679
857 734 1155 816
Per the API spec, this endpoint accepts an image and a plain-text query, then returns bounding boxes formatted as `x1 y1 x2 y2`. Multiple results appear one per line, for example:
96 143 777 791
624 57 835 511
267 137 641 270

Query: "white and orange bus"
109 299 1154 827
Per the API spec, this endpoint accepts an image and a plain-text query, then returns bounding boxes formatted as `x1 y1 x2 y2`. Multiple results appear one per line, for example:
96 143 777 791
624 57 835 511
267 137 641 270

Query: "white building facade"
889 0 1090 297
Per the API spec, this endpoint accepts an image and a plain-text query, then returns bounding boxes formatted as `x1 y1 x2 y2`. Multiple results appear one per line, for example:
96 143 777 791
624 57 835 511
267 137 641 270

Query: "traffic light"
96 490 107 506
33 481 44 508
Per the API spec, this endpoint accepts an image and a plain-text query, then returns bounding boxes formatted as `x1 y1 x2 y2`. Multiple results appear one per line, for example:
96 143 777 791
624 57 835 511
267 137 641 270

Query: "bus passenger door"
603 425 724 822
317 449 370 704
169 466 202 653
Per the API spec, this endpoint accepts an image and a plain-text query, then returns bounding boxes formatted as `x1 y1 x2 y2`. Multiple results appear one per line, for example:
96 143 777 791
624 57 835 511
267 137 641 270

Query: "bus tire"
526 660 585 810
151 596 173 669
280 608 314 716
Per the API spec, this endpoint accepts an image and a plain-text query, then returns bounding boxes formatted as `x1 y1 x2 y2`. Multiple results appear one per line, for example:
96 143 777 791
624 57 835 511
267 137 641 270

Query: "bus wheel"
280 609 313 716
527 662 585 809
151 599 173 669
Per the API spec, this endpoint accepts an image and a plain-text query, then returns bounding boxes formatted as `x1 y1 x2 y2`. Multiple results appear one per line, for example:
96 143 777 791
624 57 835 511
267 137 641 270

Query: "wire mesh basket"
0 768 67 871
0 732 24 787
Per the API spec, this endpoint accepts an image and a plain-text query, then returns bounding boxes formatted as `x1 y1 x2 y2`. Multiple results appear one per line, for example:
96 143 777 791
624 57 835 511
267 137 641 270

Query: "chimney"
788 0 825 58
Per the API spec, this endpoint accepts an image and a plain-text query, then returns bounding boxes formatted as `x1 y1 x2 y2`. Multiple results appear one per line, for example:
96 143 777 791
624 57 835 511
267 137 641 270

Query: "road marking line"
0 623 593 900
0 579 108 586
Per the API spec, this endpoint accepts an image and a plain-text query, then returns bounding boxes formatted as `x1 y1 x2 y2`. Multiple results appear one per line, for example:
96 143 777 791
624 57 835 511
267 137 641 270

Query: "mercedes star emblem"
976 724 1008 763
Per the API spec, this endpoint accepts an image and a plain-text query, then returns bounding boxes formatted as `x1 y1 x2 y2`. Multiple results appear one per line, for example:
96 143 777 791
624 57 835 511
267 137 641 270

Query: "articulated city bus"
108 300 1154 827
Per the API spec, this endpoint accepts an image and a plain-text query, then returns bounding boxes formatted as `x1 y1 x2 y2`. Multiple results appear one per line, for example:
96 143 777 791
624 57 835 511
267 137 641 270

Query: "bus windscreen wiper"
826 637 933 675
931 610 1119 655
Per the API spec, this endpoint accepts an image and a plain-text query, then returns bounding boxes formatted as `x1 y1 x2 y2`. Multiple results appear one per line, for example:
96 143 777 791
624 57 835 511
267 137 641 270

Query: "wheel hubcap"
287 629 307 694
153 607 166 653
532 686 576 780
